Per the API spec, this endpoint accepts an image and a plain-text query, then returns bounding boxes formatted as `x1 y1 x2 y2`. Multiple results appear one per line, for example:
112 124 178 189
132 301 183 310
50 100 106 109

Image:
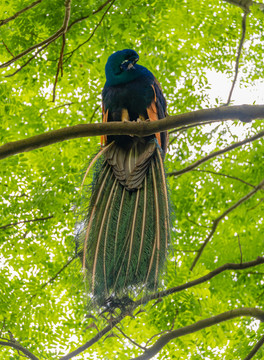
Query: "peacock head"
105 49 140 86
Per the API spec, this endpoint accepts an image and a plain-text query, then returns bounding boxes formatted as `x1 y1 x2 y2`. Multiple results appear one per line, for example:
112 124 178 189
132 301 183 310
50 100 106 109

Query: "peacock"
76 49 170 307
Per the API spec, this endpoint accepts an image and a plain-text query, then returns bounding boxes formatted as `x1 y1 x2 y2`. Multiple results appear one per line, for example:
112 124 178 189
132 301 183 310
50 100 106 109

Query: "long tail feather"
76 140 170 306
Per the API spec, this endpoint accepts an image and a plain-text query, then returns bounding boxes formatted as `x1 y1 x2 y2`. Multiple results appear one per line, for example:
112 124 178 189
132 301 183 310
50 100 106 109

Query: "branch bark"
0 215 53 230
0 0 43 27
190 178 264 270
135 256 264 306
1 105 264 160
225 10 248 105
0 0 115 70
243 334 264 360
56 257 264 359
0 0 71 69
130 308 264 360
58 313 126 360
0 340 39 360
167 129 264 177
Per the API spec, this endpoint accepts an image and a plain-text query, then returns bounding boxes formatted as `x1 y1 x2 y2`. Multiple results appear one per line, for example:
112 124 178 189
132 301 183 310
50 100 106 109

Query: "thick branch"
131 308 264 360
224 0 264 10
1 105 264 160
167 129 264 177
190 178 264 270
57 257 264 359
0 340 39 360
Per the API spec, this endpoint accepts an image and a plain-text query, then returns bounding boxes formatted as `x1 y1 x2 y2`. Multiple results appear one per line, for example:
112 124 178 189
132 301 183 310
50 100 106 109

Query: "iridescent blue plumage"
77 50 170 306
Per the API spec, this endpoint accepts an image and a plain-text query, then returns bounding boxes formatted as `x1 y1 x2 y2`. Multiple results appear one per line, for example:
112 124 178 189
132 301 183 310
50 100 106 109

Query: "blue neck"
105 64 154 87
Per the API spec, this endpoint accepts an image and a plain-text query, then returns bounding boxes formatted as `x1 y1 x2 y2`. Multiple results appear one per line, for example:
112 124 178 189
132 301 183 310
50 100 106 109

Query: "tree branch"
167 129 264 177
0 0 43 27
63 0 115 63
52 33 67 102
135 256 264 306
67 0 113 31
57 257 264 359
168 131 264 176
40 256 76 289
116 326 146 350
5 43 50 78
2 40 14 57
192 169 256 188
1 105 264 160
190 178 264 271
243 335 264 360
225 11 248 105
0 340 39 360
0 0 71 69
130 308 264 360
0 215 53 230
58 313 126 360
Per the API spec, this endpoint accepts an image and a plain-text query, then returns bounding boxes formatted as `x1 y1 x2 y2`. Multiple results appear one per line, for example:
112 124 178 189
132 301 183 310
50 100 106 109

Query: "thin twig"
39 102 76 117
237 234 243 263
67 0 113 31
0 215 53 230
63 0 116 63
90 105 100 123
167 130 264 177
59 312 127 360
224 11 248 105
248 197 264 211
193 169 256 188
51 0 71 101
40 257 76 289
190 178 264 271
168 119 222 135
2 40 14 57
116 326 146 350
29 257 77 304
145 320 175 347
0 0 43 27
5 42 50 77
243 334 264 360
53 34 67 102
186 216 211 229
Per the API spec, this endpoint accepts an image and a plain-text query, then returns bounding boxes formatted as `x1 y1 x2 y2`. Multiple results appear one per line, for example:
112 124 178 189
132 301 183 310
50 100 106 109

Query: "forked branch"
190 178 264 270
131 308 264 360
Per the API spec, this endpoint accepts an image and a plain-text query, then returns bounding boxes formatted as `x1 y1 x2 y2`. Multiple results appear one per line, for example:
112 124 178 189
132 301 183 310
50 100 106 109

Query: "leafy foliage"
0 0 264 359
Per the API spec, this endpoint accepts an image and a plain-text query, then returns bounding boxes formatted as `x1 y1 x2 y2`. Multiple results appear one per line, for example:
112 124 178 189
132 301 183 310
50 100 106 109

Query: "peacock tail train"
76 138 170 306
76 49 171 307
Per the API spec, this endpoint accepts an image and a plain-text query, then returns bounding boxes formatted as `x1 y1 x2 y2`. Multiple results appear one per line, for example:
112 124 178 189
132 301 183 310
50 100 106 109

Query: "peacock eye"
121 60 129 65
